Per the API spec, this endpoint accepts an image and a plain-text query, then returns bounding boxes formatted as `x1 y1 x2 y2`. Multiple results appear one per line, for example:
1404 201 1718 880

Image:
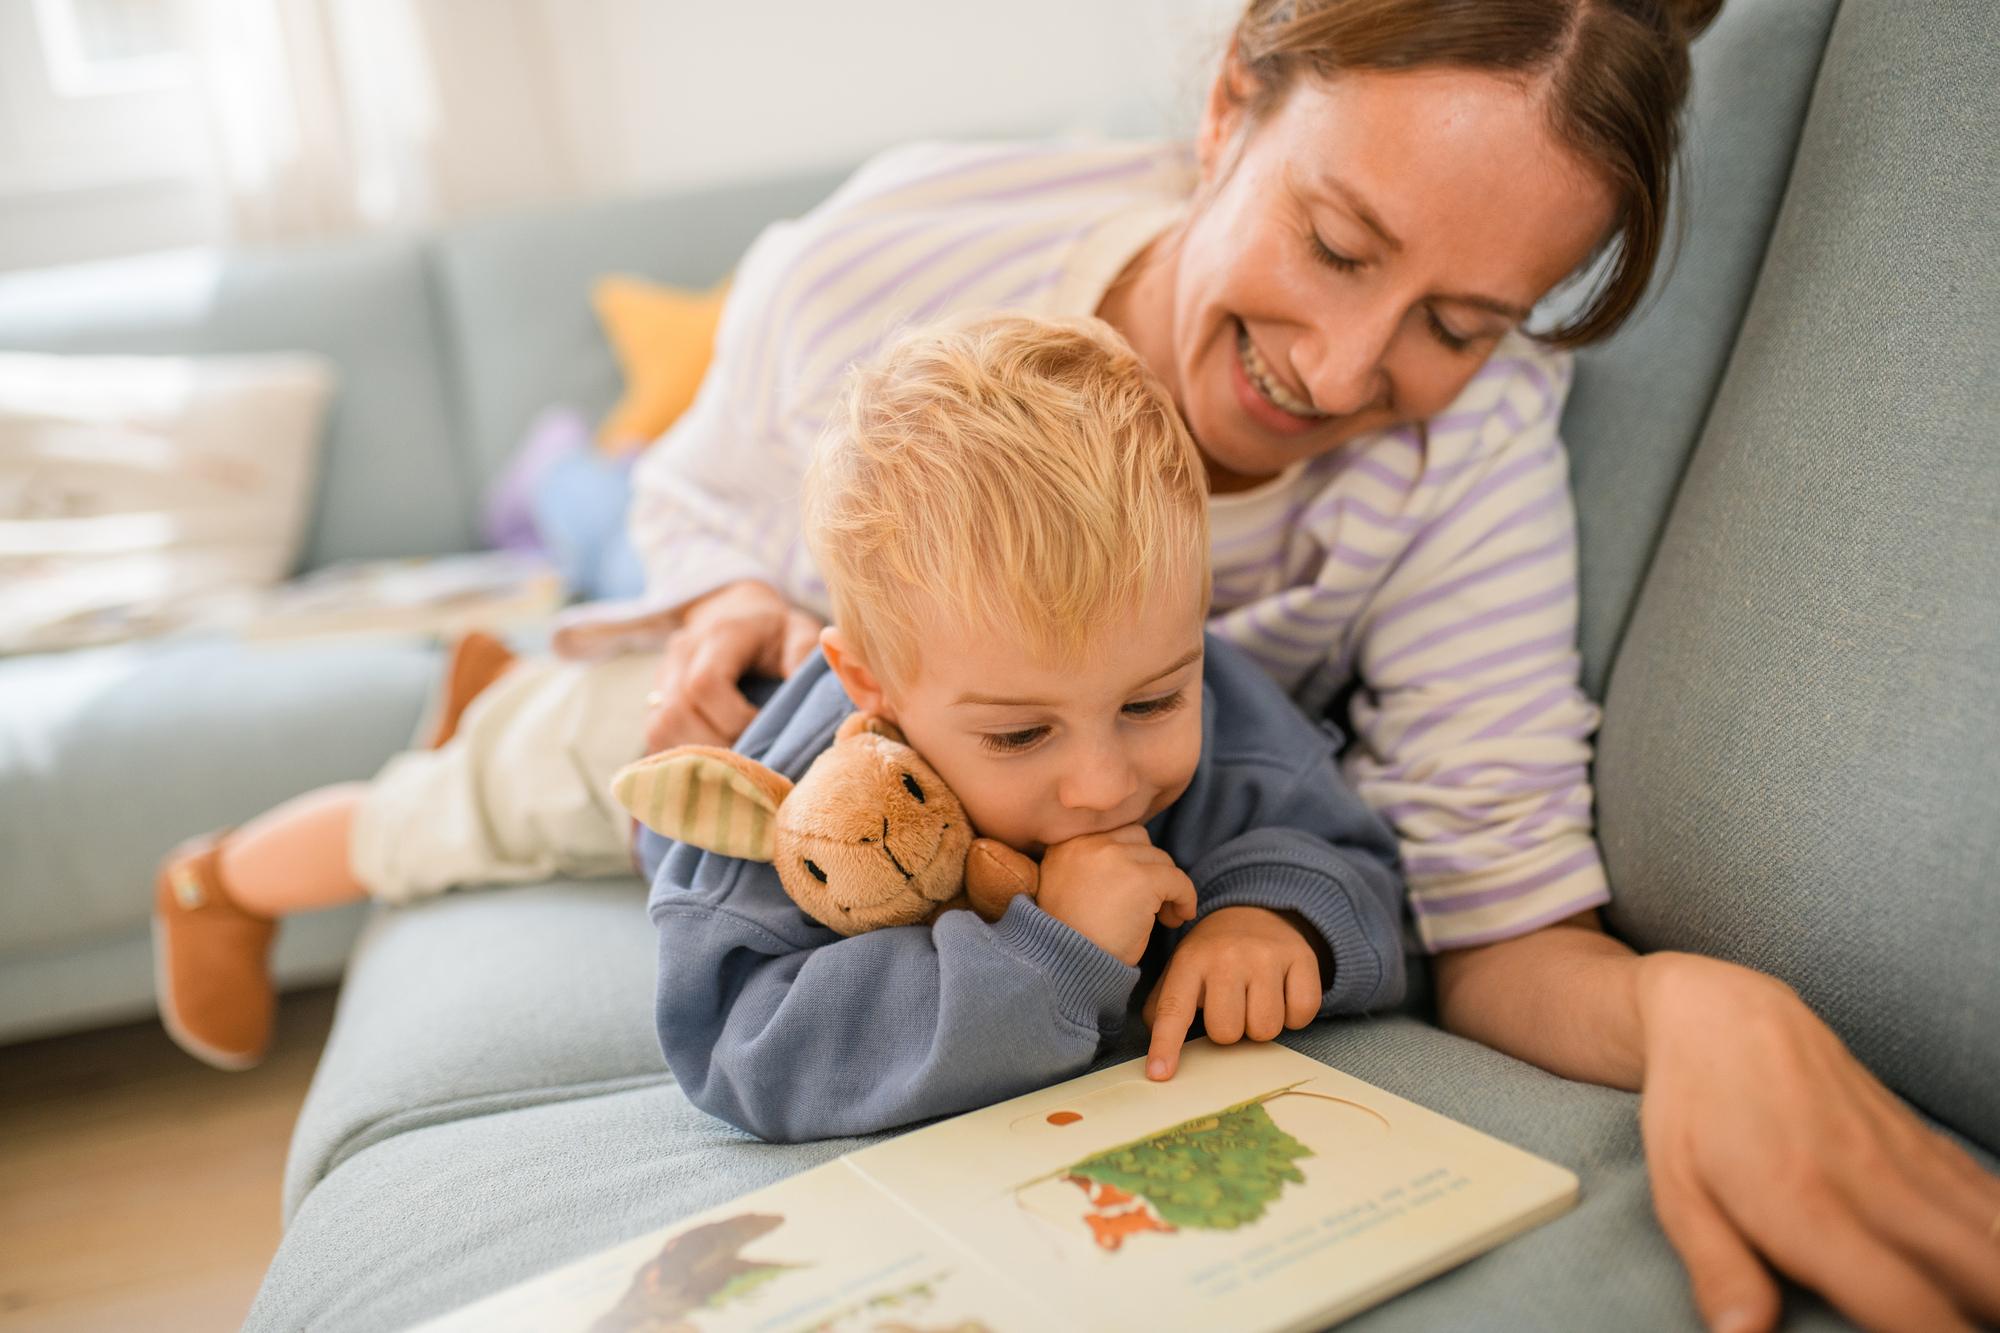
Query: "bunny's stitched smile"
876 818 915 880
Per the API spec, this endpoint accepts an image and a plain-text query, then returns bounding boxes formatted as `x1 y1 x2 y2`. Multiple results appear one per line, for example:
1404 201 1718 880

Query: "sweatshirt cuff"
1192 857 1397 1014
986 896 1140 1034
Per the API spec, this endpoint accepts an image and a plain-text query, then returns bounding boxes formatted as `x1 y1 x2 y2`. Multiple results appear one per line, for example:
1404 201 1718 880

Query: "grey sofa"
5 0 1995 1328
0 164 848 1041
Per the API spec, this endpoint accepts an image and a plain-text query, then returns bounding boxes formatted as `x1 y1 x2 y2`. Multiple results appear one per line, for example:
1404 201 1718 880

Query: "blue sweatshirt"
640 633 1405 1143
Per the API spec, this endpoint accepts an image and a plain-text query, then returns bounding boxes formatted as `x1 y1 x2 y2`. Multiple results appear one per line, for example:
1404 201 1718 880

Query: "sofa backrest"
1594 0 2000 1149
0 172 849 574
0 236 473 570
428 171 851 495
1562 0 1841 699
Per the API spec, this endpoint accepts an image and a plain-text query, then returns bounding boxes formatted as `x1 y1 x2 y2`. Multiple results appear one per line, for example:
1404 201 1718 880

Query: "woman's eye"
900 772 925 803
979 727 1048 755
803 860 828 883
1425 308 1475 353
1309 233 1361 273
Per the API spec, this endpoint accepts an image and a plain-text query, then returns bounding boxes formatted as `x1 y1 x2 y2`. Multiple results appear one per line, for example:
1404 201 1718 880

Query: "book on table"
419 1040 1578 1333
197 550 563 640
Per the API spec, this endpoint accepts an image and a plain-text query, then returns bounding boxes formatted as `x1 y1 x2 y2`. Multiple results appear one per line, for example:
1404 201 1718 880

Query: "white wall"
540 0 1240 195
0 0 1241 271
0 0 223 269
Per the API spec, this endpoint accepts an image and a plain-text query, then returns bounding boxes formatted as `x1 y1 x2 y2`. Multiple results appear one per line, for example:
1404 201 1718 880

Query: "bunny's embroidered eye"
803 860 828 883
901 773 925 803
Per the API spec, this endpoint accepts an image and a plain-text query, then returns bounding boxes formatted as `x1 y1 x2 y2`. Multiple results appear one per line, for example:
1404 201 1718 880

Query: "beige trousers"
349 652 656 903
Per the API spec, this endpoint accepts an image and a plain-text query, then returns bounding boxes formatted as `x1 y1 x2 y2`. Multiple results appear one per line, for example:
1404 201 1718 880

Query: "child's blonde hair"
804 312 1211 689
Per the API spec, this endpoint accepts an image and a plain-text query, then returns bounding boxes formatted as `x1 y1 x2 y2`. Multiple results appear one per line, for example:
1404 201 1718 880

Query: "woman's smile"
1230 318 1330 435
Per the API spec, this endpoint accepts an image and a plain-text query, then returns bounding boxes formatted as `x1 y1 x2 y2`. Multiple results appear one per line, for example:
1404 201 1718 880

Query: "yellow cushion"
591 274 729 453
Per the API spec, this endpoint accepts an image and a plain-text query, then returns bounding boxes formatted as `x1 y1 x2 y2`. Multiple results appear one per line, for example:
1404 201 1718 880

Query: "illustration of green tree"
1064 1094 1315 1233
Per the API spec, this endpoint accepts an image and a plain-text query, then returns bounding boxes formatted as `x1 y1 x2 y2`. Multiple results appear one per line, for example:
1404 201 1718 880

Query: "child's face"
865 585 1206 857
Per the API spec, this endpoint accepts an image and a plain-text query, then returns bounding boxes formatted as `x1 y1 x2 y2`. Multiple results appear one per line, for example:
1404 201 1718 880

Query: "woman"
573 2 2000 1328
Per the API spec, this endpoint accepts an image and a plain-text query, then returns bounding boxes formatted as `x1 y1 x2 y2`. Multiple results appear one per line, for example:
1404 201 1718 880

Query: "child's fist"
1036 826 1196 965
1143 906 1324 1079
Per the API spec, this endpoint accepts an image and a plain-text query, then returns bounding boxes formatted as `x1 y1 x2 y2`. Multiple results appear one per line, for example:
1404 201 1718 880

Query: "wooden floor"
0 988 339 1333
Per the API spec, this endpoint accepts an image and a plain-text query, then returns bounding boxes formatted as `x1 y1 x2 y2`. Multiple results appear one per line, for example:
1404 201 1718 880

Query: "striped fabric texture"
612 749 785 863
626 139 1608 951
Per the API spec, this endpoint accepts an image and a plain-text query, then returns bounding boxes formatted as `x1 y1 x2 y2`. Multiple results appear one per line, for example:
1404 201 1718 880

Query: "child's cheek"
946 759 1041 851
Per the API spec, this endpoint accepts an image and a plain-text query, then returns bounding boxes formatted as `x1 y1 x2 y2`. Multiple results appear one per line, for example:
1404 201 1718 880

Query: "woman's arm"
1433 916 2000 1333
1430 907 1643 1087
1341 346 1611 953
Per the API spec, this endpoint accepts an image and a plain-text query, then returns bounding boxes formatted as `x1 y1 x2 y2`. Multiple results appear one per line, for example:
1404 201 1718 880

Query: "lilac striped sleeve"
1341 349 1611 952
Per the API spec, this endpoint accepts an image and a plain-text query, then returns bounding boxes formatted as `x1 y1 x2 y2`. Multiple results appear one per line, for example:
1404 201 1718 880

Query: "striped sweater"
627 139 1608 952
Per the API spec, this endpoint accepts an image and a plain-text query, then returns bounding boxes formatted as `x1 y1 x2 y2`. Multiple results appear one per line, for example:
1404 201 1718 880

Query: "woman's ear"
820 626 896 723
1198 46 1259 181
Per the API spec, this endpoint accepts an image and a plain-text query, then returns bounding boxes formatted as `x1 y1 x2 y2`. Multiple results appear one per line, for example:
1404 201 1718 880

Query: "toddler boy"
642 313 1405 1142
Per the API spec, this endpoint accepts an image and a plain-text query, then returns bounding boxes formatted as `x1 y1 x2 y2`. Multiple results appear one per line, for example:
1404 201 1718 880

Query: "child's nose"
1056 741 1139 813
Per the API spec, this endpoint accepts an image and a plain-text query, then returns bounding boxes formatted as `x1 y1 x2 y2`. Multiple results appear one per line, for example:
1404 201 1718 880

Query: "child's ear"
819 626 897 723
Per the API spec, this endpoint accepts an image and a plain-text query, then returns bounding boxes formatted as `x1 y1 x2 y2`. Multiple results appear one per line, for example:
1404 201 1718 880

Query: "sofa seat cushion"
250 1013 1898 1332
0 634 439 959
281 880 666 1215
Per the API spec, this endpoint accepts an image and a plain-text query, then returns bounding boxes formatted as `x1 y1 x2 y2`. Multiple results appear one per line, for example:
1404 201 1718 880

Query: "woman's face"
1104 65 1619 488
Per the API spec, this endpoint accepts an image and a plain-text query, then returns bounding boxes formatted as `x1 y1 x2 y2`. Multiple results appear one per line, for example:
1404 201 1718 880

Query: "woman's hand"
1634 952 2000 1333
643 580 822 753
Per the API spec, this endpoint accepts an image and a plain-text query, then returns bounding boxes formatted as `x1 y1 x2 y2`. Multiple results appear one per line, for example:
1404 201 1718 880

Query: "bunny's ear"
834 712 907 746
610 746 793 863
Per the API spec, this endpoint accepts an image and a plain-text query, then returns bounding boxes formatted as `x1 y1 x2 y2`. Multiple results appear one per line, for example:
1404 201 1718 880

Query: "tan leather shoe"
152 832 276 1070
423 629 518 749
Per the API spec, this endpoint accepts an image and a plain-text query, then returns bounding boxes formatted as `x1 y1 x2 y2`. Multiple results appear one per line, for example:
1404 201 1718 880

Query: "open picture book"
419 1041 1577 1333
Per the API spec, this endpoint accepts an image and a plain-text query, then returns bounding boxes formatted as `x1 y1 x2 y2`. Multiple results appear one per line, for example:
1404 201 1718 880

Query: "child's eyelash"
1123 690 1188 719
975 691 1189 755
979 727 1047 755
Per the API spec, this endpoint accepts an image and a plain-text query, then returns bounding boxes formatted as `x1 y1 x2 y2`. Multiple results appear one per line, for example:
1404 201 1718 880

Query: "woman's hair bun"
1659 0 1724 40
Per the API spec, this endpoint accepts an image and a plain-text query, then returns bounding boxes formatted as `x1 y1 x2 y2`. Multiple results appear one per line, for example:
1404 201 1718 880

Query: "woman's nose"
1294 314 1395 418
1057 741 1139 813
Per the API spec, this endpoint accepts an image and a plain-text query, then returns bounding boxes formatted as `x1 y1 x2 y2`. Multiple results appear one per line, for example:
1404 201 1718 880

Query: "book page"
413 1160 1046 1333
847 1041 1577 1333
419 1042 1575 1333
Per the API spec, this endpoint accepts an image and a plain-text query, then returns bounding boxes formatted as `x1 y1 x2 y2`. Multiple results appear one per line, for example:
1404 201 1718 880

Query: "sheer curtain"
177 0 579 243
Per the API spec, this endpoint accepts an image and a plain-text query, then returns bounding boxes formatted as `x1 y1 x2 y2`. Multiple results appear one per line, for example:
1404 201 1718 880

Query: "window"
0 0 217 269
32 0 189 98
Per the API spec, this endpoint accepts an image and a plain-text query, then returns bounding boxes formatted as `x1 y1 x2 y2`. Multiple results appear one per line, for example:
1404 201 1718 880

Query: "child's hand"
1142 906 1323 1080
1036 826 1196 966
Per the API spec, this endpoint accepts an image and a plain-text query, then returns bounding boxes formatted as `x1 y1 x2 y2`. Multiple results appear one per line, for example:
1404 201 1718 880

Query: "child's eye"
978 726 1048 755
1123 690 1187 719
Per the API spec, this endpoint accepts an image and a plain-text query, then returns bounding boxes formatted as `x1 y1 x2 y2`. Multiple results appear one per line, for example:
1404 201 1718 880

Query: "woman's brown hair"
1226 0 1723 346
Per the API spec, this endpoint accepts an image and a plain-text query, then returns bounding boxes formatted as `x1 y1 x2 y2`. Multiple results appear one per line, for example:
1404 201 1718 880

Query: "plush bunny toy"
610 713 1040 936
